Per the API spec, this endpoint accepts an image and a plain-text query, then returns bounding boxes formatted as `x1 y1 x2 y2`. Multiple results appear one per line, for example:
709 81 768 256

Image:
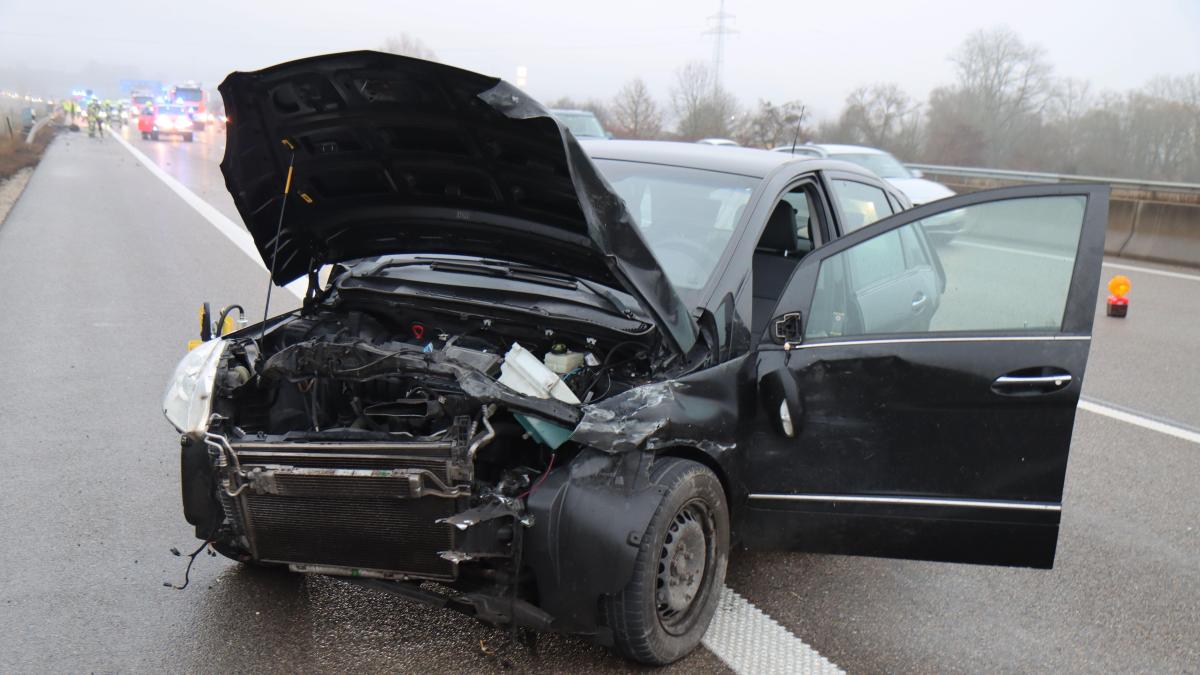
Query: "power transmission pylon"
703 0 737 95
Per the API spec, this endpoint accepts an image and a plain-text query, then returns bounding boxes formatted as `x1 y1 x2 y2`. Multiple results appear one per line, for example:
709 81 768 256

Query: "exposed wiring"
517 453 556 501
581 340 646 398
164 540 212 590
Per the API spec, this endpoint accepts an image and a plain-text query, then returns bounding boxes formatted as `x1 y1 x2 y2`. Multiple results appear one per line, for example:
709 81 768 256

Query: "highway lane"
2 125 1198 672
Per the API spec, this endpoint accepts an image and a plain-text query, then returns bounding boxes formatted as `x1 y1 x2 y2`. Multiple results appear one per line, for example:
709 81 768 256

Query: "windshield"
174 88 202 102
157 106 186 115
553 112 606 138
132 96 153 105
594 159 757 298
829 152 912 179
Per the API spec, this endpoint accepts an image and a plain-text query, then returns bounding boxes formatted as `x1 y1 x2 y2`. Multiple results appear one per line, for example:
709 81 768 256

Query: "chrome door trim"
789 334 1090 350
994 374 1073 386
748 493 1062 512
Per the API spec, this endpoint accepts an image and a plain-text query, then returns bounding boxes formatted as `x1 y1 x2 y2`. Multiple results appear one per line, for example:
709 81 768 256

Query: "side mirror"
759 369 804 438
910 168 924 179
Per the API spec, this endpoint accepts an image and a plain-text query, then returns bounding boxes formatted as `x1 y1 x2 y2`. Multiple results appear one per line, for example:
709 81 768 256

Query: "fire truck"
168 82 210 130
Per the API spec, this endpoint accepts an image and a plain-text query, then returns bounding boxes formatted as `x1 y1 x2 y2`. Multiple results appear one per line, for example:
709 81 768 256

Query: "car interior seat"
752 201 809 337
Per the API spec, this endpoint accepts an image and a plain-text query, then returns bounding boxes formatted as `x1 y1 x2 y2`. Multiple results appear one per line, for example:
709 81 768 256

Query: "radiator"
231 440 465 581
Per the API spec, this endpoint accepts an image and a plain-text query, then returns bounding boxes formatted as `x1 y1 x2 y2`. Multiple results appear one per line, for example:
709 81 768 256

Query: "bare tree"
837 83 922 156
671 61 738 140
952 26 1053 121
738 100 807 149
379 34 438 62
610 78 663 139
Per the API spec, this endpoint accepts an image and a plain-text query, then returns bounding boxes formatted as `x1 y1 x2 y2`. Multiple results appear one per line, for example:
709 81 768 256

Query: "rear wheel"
185 133 194 142
603 458 729 665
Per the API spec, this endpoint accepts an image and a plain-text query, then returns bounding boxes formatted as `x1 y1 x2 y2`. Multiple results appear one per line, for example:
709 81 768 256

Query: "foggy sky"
2 0 1197 117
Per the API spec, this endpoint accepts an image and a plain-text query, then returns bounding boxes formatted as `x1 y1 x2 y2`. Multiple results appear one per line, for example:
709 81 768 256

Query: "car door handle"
991 371 1072 395
911 293 928 312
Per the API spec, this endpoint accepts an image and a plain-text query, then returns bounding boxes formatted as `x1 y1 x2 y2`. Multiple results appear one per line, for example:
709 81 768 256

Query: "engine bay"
190 294 670 582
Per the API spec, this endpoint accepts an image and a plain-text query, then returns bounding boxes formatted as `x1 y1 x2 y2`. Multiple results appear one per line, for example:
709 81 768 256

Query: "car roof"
581 139 880 181
813 143 889 155
548 108 596 116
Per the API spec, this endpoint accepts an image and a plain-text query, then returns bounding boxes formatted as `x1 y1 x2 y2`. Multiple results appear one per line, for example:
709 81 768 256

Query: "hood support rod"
260 144 296 345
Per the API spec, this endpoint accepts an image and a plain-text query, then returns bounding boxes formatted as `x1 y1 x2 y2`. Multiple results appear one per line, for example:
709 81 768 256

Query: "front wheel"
184 133 194 142
603 458 729 665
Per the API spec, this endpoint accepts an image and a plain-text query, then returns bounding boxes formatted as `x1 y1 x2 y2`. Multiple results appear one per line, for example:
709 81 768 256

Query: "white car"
772 143 953 205
696 138 740 147
773 143 966 240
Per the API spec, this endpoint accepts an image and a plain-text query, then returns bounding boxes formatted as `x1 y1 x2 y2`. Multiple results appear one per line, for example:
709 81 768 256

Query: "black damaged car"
163 51 1110 664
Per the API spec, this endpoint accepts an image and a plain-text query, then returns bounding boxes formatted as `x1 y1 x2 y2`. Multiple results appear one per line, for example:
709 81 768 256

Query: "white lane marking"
704 587 844 674
1079 399 1200 445
951 238 1200 282
114 126 837 672
950 238 1074 263
1100 260 1200 283
107 129 305 299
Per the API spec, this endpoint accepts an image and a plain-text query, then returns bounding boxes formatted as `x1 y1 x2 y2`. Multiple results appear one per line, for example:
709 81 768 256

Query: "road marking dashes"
704 587 844 674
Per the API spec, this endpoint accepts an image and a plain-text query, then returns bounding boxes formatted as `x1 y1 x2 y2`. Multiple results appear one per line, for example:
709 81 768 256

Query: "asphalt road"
0 124 1197 673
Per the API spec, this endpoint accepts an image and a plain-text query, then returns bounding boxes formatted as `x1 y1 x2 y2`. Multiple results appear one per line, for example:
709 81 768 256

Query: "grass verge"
0 122 58 182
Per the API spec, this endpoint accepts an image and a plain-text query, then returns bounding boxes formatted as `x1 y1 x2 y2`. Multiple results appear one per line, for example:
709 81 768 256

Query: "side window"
831 179 893 233
805 195 1086 339
752 184 820 337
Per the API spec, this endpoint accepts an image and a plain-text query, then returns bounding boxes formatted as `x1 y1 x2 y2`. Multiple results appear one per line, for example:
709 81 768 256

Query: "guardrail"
24 114 54 144
906 163 1200 269
907 163 1200 195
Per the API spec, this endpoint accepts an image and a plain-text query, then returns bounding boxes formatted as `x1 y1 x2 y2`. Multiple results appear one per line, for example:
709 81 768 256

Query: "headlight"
157 118 172 130
163 339 226 434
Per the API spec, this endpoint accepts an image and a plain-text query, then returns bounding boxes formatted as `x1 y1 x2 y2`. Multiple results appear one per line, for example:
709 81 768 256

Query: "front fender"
523 448 666 642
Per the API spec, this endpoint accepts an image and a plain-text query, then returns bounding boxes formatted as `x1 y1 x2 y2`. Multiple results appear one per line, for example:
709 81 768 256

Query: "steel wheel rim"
655 498 716 635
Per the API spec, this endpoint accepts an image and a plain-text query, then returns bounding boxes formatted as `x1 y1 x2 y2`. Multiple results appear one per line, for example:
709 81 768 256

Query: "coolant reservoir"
544 344 585 375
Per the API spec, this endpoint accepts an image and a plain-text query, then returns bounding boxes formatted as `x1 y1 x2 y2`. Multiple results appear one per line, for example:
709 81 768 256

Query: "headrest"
758 202 799 252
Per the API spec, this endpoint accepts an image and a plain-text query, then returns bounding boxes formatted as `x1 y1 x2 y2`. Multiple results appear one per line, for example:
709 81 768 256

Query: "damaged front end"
170 300 714 642
164 50 736 651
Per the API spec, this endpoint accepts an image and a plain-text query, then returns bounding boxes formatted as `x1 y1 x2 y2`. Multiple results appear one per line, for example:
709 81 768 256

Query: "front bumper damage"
178 337 740 643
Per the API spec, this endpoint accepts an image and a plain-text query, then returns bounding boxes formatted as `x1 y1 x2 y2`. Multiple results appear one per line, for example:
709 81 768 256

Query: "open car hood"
219 51 697 354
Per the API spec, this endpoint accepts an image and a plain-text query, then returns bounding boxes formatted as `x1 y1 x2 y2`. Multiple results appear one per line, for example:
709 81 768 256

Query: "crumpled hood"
218 51 697 354
884 177 955 205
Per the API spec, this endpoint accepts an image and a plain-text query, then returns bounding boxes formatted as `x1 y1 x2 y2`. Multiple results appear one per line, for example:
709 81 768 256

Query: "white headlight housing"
163 339 226 434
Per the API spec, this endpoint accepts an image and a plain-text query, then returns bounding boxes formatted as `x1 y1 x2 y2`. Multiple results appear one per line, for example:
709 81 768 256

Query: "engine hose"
215 304 246 337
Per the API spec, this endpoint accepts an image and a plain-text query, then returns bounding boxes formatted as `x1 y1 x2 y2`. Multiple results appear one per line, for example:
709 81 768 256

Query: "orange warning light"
1108 275 1131 298
1106 275 1130 318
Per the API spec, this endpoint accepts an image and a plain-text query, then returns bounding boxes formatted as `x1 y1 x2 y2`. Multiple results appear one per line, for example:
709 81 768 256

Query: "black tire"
151 132 159 141
141 132 148 140
185 133 194 142
603 458 730 665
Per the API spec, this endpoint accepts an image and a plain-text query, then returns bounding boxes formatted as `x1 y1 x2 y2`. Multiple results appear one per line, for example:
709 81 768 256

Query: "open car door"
745 184 1109 568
